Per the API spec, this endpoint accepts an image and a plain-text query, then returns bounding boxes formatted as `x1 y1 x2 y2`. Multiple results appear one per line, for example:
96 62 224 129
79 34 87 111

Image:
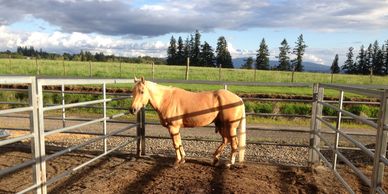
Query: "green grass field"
1 58 387 97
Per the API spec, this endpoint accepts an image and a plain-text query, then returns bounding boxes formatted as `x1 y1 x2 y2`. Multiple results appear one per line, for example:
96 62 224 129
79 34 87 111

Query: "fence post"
224 84 228 90
152 62 155 80
137 107 146 156
36 78 47 193
333 90 344 169
29 77 42 194
185 57 190 80
219 64 222 80
102 83 107 153
309 83 323 164
371 90 388 193
35 57 39 75
61 84 66 128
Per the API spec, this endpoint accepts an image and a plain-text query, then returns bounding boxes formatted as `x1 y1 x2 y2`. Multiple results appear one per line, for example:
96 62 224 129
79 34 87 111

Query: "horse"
130 77 246 168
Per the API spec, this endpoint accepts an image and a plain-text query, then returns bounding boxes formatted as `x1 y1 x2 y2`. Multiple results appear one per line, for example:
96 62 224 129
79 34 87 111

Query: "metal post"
103 83 107 153
185 57 190 80
136 108 146 156
224 84 228 90
309 83 323 164
36 79 47 193
29 78 42 194
61 84 66 128
333 90 344 169
371 90 388 193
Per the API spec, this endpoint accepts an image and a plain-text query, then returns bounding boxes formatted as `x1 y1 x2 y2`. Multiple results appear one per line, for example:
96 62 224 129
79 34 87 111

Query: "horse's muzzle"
130 107 137 115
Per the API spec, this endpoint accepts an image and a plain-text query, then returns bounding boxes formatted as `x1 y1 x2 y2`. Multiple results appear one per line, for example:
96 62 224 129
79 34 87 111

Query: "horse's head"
130 77 150 114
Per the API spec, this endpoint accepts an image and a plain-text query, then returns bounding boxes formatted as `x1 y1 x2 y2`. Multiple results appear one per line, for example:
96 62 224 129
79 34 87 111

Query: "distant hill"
233 58 331 73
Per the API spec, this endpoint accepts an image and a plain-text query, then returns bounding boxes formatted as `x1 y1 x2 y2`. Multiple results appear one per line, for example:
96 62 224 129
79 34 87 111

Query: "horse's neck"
146 81 172 112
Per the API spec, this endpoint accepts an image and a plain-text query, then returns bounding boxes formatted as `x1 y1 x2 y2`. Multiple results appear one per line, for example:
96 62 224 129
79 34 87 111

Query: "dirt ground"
1 145 387 194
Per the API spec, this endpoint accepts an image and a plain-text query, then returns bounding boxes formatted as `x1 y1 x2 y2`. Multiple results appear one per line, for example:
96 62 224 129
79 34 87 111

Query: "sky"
0 0 387 66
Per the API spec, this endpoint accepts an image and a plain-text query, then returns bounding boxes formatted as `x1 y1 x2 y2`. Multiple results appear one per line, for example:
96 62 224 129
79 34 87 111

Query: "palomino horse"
130 77 246 168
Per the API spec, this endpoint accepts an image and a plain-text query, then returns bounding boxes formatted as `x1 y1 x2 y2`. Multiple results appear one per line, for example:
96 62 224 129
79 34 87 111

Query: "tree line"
166 30 233 68
0 46 166 64
340 40 388 75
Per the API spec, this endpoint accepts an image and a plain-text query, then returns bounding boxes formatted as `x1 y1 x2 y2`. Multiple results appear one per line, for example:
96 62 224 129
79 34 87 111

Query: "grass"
1 58 387 98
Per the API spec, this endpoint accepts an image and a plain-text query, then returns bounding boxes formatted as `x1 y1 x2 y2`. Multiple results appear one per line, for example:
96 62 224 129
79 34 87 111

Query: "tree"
342 47 356 74
200 41 215 67
216 36 233 68
167 36 177 65
241 57 254 69
176 36 185 65
292 34 307 72
384 41 388 74
183 36 191 64
372 41 384 75
356 45 367 74
256 38 270 70
277 39 291 71
330 54 340 73
191 30 201 66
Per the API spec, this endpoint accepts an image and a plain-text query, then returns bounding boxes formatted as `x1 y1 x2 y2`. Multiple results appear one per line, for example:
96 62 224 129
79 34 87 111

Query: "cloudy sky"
0 0 387 66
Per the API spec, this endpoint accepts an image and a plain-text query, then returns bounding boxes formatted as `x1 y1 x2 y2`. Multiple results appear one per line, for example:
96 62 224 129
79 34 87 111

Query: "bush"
244 102 273 113
346 105 379 118
281 103 311 115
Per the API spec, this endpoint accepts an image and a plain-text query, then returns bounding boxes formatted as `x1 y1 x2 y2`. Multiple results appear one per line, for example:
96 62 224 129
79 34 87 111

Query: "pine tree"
177 36 185 65
292 34 307 72
167 36 177 65
183 36 191 64
365 44 373 74
330 54 340 73
372 41 384 75
384 41 388 74
277 39 291 71
342 47 356 74
356 45 367 74
256 38 270 70
216 36 233 68
241 57 254 69
200 41 215 67
191 30 201 66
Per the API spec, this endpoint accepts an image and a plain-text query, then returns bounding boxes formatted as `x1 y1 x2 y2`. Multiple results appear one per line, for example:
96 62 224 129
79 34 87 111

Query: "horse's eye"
140 91 144 94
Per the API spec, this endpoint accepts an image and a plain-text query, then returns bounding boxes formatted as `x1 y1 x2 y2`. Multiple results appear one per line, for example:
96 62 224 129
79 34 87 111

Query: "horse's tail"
238 102 246 162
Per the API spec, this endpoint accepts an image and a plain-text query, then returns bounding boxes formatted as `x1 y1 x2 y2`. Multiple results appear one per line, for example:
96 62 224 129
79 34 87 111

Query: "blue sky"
0 0 387 66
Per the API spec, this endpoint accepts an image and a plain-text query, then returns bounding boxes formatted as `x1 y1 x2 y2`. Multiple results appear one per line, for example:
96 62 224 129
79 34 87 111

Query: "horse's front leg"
168 127 186 168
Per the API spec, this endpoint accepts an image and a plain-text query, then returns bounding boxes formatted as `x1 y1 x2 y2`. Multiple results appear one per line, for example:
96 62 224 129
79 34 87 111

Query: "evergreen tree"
342 47 355 74
256 38 270 70
372 41 384 75
330 54 340 73
200 41 215 67
241 57 254 69
277 39 291 71
384 41 388 74
177 36 185 65
167 36 177 65
365 44 373 74
191 30 201 66
216 36 233 68
183 36 191 64
356 45 367 74
80 50 85 61
292 34 307 72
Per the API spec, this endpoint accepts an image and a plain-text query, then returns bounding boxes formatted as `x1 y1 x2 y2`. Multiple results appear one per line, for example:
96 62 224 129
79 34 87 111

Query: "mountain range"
232 58 331 73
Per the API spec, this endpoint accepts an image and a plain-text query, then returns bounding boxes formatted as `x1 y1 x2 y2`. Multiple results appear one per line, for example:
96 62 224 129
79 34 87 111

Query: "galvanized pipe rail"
310 83 388 194
0 76 145 194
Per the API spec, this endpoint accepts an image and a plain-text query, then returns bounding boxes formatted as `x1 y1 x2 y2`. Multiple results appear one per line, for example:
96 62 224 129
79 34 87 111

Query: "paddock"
0 76 387 193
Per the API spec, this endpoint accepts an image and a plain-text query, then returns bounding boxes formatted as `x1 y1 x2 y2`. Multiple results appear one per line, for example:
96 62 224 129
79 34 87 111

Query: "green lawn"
1 58 387 97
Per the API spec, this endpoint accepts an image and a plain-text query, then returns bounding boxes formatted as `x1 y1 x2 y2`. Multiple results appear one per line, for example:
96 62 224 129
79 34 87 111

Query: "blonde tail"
238 104 246 162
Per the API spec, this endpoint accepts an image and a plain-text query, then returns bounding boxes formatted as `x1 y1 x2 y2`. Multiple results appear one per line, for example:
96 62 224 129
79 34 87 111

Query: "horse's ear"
140 76 145 84
134 76 139 83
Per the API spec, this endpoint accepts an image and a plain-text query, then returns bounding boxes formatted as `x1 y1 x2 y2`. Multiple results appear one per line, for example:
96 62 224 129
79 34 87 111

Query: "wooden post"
219 64 222 81
35 57 39 75
254 68 257 81
152 62 155 80
136 107 146 156
185 57 190 80
89 61 92 77
63 59 66 76
309 83 323 164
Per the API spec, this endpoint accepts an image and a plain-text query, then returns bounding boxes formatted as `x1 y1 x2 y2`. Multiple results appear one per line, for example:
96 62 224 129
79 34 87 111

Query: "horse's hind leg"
168 127 186 167
226 126 239 168
212 136 228 166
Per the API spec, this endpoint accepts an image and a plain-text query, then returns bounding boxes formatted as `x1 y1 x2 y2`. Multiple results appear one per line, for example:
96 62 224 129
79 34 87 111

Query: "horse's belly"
181 113 216 127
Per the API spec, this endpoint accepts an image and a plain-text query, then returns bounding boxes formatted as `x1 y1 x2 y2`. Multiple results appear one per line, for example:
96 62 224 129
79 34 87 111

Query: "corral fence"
0 76 387 194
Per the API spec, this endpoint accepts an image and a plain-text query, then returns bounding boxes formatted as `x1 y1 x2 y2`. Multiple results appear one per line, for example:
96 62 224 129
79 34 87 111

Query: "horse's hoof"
225 163 232 169
179 159 186 164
